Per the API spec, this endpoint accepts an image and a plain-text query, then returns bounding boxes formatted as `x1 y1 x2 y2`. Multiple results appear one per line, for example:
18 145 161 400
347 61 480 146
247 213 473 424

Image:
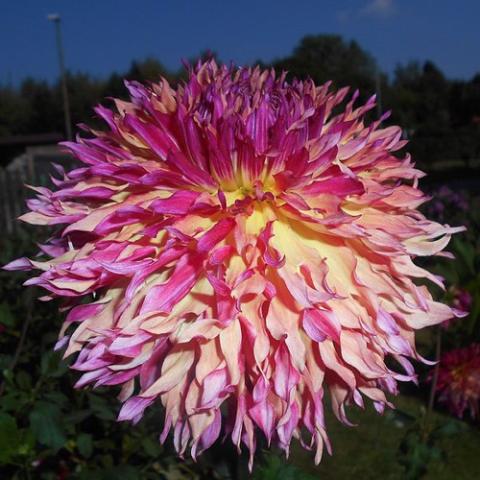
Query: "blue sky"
1 0 479 85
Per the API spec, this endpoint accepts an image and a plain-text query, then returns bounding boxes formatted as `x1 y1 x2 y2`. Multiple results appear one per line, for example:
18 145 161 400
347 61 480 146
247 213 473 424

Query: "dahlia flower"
436 344 480 419
5 61 464 467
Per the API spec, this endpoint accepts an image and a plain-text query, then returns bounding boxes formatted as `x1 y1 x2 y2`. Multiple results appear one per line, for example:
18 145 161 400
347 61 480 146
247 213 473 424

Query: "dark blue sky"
2 0 479 85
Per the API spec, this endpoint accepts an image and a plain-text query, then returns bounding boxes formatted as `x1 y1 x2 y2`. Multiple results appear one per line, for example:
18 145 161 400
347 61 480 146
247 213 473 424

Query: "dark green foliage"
423 188 480 346
273 34 377 93
29 402 68 451
253 454 317 480
2 34 480 171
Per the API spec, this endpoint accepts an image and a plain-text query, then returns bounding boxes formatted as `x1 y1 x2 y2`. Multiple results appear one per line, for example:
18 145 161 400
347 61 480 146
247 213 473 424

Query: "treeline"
1 35 480 170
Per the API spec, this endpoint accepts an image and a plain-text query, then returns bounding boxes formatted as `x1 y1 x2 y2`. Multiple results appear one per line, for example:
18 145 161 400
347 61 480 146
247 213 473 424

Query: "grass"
264 393 480 479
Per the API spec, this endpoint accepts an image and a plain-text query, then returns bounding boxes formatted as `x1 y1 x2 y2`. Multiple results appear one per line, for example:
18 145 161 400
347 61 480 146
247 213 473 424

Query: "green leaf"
433 419 468 438
141 436 162 457
76 470 103 480
40 350 69 378
0 412 21 463
77 433 93 458
75 466 141 480
15 370 32 390
100 466 140 480
43 391 69 409
88 393 116 421
0 392 23 412
2 368 14 386
0 354 13 370
452 237 475 275
17 428 35 456
0 302 16 327
385 409 416 428
64 409 92 425
254 454 317 480
29 401 67 451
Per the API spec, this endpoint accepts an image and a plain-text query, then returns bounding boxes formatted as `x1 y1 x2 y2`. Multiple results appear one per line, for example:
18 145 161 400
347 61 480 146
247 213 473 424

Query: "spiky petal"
5 61 464 467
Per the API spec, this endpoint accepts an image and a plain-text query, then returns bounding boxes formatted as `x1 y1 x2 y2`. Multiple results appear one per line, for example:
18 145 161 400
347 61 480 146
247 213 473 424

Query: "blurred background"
1 1 479 478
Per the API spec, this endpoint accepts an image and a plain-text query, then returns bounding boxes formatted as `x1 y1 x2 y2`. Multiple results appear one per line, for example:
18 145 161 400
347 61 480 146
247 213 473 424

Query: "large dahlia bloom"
5 61 464 466
435 344 480 419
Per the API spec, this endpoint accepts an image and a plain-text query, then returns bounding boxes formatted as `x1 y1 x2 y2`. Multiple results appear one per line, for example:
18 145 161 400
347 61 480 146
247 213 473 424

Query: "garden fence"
0 146 73 235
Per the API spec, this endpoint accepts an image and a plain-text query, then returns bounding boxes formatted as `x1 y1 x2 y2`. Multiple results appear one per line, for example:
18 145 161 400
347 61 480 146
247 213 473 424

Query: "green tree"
273 34 377 94
0 87 30 136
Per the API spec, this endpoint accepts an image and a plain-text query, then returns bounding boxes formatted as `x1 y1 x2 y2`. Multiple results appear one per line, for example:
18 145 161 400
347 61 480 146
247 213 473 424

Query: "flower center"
222 179 278 208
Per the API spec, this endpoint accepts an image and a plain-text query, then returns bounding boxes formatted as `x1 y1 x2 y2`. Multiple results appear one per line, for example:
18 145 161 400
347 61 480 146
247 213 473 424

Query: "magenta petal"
118 396 155 421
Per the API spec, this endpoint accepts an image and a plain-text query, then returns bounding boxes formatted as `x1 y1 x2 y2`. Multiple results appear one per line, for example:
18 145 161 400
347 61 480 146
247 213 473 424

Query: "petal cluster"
5 61 463 466
436 344 480 419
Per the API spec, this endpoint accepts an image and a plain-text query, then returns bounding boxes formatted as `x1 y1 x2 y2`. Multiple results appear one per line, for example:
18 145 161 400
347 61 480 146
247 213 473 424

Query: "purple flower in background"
436 344 480 419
